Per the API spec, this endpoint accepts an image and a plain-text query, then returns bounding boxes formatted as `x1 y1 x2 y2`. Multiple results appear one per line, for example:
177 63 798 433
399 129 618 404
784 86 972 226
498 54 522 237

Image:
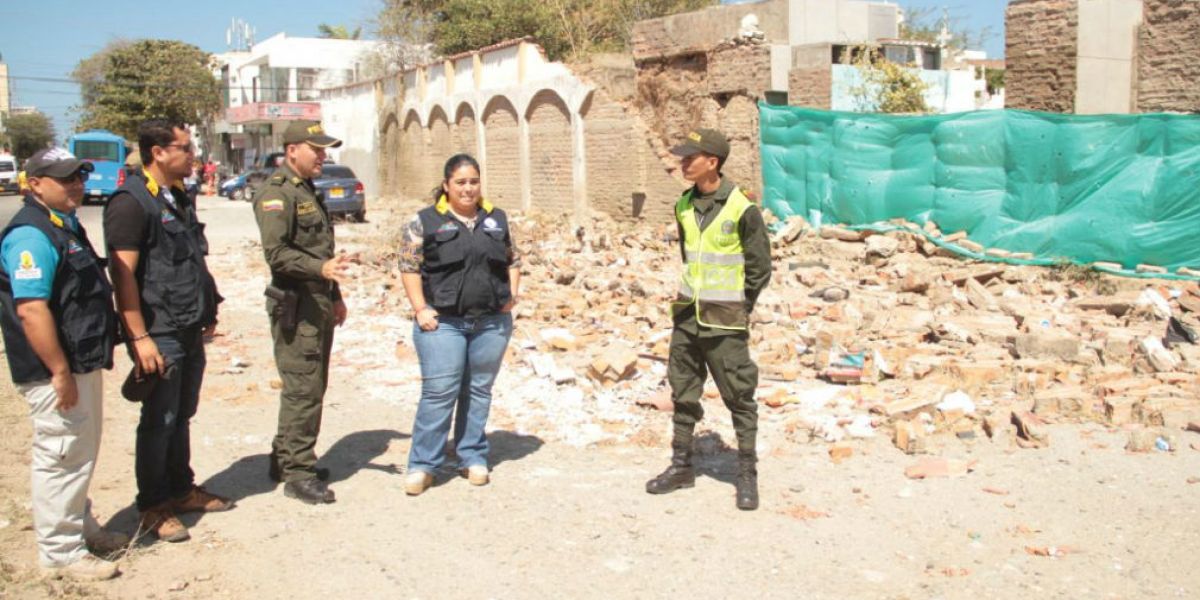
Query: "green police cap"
670 128 729 159
282 121 342 148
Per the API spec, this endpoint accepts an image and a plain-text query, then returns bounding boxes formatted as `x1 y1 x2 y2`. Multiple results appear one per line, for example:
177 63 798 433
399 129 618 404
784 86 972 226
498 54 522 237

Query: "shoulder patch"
14 250 42 280
268 174 286 186
262 199 285 212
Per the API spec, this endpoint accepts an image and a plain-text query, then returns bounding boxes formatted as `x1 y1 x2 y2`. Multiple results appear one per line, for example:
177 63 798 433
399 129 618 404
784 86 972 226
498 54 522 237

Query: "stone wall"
1138 0 1200 112
1005 0 1079 113
481 98 521 207
631 0 787 60
707 44 774 96
526 90 575 215
634 45 769 194
788 68 832 109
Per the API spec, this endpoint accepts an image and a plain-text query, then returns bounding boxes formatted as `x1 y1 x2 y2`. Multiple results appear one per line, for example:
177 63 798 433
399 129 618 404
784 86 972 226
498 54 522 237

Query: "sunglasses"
35 171 90 184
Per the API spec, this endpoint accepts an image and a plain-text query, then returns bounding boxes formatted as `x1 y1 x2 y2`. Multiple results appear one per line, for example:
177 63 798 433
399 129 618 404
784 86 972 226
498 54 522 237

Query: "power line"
8 74 344 93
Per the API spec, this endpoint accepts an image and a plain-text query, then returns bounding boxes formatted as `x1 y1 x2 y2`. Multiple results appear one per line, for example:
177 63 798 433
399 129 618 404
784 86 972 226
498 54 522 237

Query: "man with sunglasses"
0 148 126 580
104 120 230 544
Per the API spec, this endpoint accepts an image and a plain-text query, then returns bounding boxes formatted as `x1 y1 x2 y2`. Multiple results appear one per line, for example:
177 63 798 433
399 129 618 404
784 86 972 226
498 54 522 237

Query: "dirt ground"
1 196 1199 599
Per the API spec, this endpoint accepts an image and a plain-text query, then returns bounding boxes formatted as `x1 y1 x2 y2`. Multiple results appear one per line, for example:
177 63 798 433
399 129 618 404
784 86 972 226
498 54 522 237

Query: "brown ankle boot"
139 503 190 543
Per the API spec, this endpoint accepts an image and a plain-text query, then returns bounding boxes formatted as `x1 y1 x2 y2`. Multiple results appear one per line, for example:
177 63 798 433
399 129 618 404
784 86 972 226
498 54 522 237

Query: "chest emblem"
67 239 84 254
720 219 735 235
296 201 318 216
161 210 176 223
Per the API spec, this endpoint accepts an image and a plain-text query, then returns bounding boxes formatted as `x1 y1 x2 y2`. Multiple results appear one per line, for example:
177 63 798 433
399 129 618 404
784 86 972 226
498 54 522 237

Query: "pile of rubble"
328 202 1200 454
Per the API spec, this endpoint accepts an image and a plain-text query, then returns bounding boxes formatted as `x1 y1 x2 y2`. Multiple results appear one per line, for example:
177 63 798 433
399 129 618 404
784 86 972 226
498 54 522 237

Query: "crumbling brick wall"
399 112 432 199
1005 0 1079 113
380 114 400 191
452 107 477 157
634 45 767 196
482 99 522 207
580 84 686 222
707 44 773 97
788 68 832 109
1138 0 1200 113
527 90 574 215
428 109 453 179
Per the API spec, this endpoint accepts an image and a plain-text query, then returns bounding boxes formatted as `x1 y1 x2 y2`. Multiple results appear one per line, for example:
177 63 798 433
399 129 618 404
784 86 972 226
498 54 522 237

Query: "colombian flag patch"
262 199 285 212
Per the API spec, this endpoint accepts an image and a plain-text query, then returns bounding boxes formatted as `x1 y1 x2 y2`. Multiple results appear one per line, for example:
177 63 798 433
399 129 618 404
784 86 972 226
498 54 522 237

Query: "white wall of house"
788 0 899 47
320 82 380 201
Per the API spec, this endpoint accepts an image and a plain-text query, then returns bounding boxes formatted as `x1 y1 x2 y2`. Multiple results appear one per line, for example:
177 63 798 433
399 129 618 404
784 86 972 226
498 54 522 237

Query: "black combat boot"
735 451 759 510
646 444 696 494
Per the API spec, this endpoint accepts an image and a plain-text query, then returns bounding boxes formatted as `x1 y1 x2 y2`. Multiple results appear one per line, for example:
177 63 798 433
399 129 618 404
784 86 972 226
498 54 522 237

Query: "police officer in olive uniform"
646 128 772 510
253 121 352 505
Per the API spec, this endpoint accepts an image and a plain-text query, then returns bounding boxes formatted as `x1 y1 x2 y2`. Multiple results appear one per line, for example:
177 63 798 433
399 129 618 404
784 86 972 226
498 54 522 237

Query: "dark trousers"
667 327 759 452
270 292 334 482
135 327 206 510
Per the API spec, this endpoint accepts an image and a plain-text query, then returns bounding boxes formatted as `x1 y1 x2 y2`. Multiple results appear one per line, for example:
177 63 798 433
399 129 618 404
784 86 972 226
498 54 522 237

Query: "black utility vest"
0 198 117 383
111 172 216 334
418 205 512 315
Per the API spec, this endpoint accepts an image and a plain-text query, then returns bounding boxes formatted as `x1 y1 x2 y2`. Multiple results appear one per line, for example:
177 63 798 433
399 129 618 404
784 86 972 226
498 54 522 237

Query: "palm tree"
317 23 362 40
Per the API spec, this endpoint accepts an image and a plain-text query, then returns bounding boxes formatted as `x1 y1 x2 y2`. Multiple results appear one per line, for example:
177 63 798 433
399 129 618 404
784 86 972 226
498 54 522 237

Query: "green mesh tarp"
759 105 1200 278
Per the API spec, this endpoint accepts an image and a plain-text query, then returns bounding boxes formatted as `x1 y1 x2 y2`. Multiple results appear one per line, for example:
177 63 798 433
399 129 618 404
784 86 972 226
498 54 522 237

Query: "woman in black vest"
399 154 520 496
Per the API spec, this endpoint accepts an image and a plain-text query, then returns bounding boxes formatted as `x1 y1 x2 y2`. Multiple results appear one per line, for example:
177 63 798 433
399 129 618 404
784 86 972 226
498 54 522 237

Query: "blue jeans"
135 327 206 510
408 313 512 474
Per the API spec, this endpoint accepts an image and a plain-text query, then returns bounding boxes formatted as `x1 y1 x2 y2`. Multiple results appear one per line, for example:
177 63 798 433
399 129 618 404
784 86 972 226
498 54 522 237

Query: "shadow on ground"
104 429 409 540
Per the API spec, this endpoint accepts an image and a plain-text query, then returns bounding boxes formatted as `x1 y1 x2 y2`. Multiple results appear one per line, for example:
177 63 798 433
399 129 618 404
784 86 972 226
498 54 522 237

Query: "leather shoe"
268 455 329 483
284 478 336 504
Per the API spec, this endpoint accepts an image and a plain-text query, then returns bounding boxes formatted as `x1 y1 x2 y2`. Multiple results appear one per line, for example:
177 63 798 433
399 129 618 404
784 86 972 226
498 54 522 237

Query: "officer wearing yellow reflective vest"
646 128 772 511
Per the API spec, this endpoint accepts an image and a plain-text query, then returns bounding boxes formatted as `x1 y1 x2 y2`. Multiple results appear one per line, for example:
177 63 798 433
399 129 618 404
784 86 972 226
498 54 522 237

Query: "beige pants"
18 370 104 567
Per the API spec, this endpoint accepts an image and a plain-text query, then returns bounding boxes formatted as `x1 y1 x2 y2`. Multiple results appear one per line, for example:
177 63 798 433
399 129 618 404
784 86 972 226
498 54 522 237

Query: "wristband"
130 332 150 342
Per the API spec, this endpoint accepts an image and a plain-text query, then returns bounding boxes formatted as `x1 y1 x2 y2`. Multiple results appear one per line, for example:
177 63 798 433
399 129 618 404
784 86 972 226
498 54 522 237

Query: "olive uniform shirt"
672 177 771 337
253 164 342 301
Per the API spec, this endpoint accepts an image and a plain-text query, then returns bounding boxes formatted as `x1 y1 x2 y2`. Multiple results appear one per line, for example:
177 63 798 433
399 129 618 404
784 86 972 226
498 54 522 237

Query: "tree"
375 0 714 63
70 38 133 108
848 47 930 114
5 112 56 160
71 39 221 140
318 23 363 39
898 6 993 54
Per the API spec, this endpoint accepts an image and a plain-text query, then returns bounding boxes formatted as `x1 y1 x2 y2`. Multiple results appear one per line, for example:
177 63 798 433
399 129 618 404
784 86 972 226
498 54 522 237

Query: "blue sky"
1 0 1008 142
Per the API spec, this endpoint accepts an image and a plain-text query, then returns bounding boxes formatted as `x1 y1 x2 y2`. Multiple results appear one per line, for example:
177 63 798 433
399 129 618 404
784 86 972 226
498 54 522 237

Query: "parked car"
314 164 365 221
237 152 288 201
0 152 19 195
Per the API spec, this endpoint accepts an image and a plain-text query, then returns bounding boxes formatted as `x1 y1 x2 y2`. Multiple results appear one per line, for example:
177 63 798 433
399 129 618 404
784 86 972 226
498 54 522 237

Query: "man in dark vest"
253 120 351 505
104 119 232 543
0 148 126 580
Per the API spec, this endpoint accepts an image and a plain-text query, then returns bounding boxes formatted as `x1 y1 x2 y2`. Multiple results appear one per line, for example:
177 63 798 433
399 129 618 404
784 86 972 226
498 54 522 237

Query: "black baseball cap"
282 121 342 148
25 148 95 178
670 128 730 159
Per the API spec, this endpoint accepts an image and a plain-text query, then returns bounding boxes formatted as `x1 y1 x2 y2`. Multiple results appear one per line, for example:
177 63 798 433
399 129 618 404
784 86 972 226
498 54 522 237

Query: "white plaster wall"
789 0 898 46
1075 0 1144 114
453 57 475 92
320 84 380 201
428 63 448 96
480 47 520 89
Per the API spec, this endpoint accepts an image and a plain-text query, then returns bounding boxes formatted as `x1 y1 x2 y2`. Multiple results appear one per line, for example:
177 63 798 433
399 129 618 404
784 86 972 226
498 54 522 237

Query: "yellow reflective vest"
674 186 752 330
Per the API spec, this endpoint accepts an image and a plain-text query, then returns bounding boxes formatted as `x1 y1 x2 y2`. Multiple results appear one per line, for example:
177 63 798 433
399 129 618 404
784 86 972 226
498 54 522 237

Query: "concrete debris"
338 207 1199 452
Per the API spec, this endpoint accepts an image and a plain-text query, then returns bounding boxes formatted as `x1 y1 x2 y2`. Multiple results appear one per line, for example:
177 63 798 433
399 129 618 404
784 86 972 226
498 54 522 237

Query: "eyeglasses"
163 143 196 154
